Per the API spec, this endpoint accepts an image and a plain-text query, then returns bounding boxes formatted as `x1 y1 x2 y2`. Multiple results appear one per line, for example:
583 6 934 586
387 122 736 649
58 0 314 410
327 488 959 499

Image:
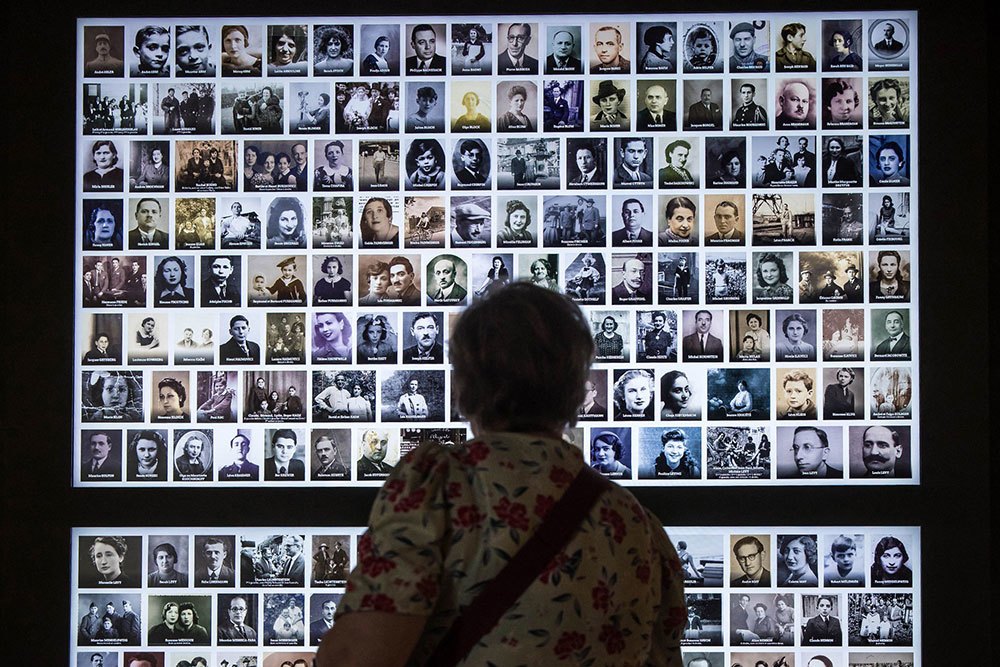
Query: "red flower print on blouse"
384 479 405 502
458 441 490 465
665 604 686 631
359 593 397 613
599 506 627 543
635 558 651 584
358 534 397 577
553 631 586 660
393 487 427 513
549 465 574 487
447 482 462 499
416 575 438 600
591 580 610 611
598 623 625 654
534 494 555 518
455 505 485 527
493 497 530 531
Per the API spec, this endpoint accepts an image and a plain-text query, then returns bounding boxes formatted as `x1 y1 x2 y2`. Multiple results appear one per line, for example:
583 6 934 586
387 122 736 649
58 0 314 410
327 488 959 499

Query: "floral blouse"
337 432 686 666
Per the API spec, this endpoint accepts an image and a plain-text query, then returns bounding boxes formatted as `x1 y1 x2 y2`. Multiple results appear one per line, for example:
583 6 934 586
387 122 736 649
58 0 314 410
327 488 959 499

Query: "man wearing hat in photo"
729 22 768 71
452 202 490 245
592 80 628 130
819 271 845 298
843 264 862 301
86 31 125 76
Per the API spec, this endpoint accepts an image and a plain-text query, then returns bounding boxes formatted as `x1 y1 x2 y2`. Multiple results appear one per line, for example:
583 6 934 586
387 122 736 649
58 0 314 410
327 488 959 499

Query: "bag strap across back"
425 463 612 667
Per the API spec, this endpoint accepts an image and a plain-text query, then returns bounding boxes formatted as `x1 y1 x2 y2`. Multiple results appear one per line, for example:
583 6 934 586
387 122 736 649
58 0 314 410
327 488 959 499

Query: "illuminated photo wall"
73 526 919 666
75 12 917 488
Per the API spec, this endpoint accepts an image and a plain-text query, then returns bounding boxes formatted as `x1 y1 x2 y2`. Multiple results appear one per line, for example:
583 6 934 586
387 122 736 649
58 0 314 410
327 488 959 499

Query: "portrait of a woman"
653 428 699 478
84 536 132 586
267 25 308 75
153 256 194 307
315 25 354 75
357 314 396 362
613 369 655 420
660 369 699 419
266 196 306 248
313 312 352 361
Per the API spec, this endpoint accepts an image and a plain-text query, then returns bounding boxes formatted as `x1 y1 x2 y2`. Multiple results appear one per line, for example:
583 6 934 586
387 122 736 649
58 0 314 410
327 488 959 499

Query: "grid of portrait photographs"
76 12 917 490
73 526 918 666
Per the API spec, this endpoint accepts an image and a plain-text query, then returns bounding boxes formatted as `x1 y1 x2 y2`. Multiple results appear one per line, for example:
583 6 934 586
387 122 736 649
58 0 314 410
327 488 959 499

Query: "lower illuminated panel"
73 526 918 666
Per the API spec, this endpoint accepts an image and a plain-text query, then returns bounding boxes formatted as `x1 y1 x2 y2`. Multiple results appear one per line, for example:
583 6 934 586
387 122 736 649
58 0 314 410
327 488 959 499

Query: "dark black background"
4 1 989 662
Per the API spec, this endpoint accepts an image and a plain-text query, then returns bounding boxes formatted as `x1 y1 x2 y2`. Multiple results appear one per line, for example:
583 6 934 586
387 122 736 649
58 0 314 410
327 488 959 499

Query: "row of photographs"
73 650 919 667
80 134 913 193
76 590 916 649
79 251 913 310
79 305 913 367
74 529 916 651
80 191 913 250
82 75 911 138
75 529 916 591
76 422 913 484
81 17 911 80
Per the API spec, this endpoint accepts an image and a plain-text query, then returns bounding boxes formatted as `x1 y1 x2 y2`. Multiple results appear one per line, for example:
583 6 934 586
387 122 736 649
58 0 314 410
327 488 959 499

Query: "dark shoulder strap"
425 464 611 667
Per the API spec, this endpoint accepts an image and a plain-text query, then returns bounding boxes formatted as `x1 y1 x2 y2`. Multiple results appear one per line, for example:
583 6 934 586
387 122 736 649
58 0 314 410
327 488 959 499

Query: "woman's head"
614 369 653 414
505 199 531 231
320 25 353 59
660 370 692 412
874 536 908 574
88 203 120 246
530 258 553 281
660 429 688 466
89 371 134 408
276 152 291 173
155 256 187 289
268 197 305 239
91 140 119 169
756 253 788 287
720 150 741 177
665 196 696 238
591 431 623 464
158 377 187 415
90 536 127 579
462 91 480 108
361 314 389 343
508 84 528 111
314 312 350 347
182 432 205 459
321 255 343 277
450 283 594 432
374 35 390 55
271 25 306 65
324 140 345 166
244 144 259 165
131 430 164 469
222 24 249 56
779 534 817 572
364 261 390 295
